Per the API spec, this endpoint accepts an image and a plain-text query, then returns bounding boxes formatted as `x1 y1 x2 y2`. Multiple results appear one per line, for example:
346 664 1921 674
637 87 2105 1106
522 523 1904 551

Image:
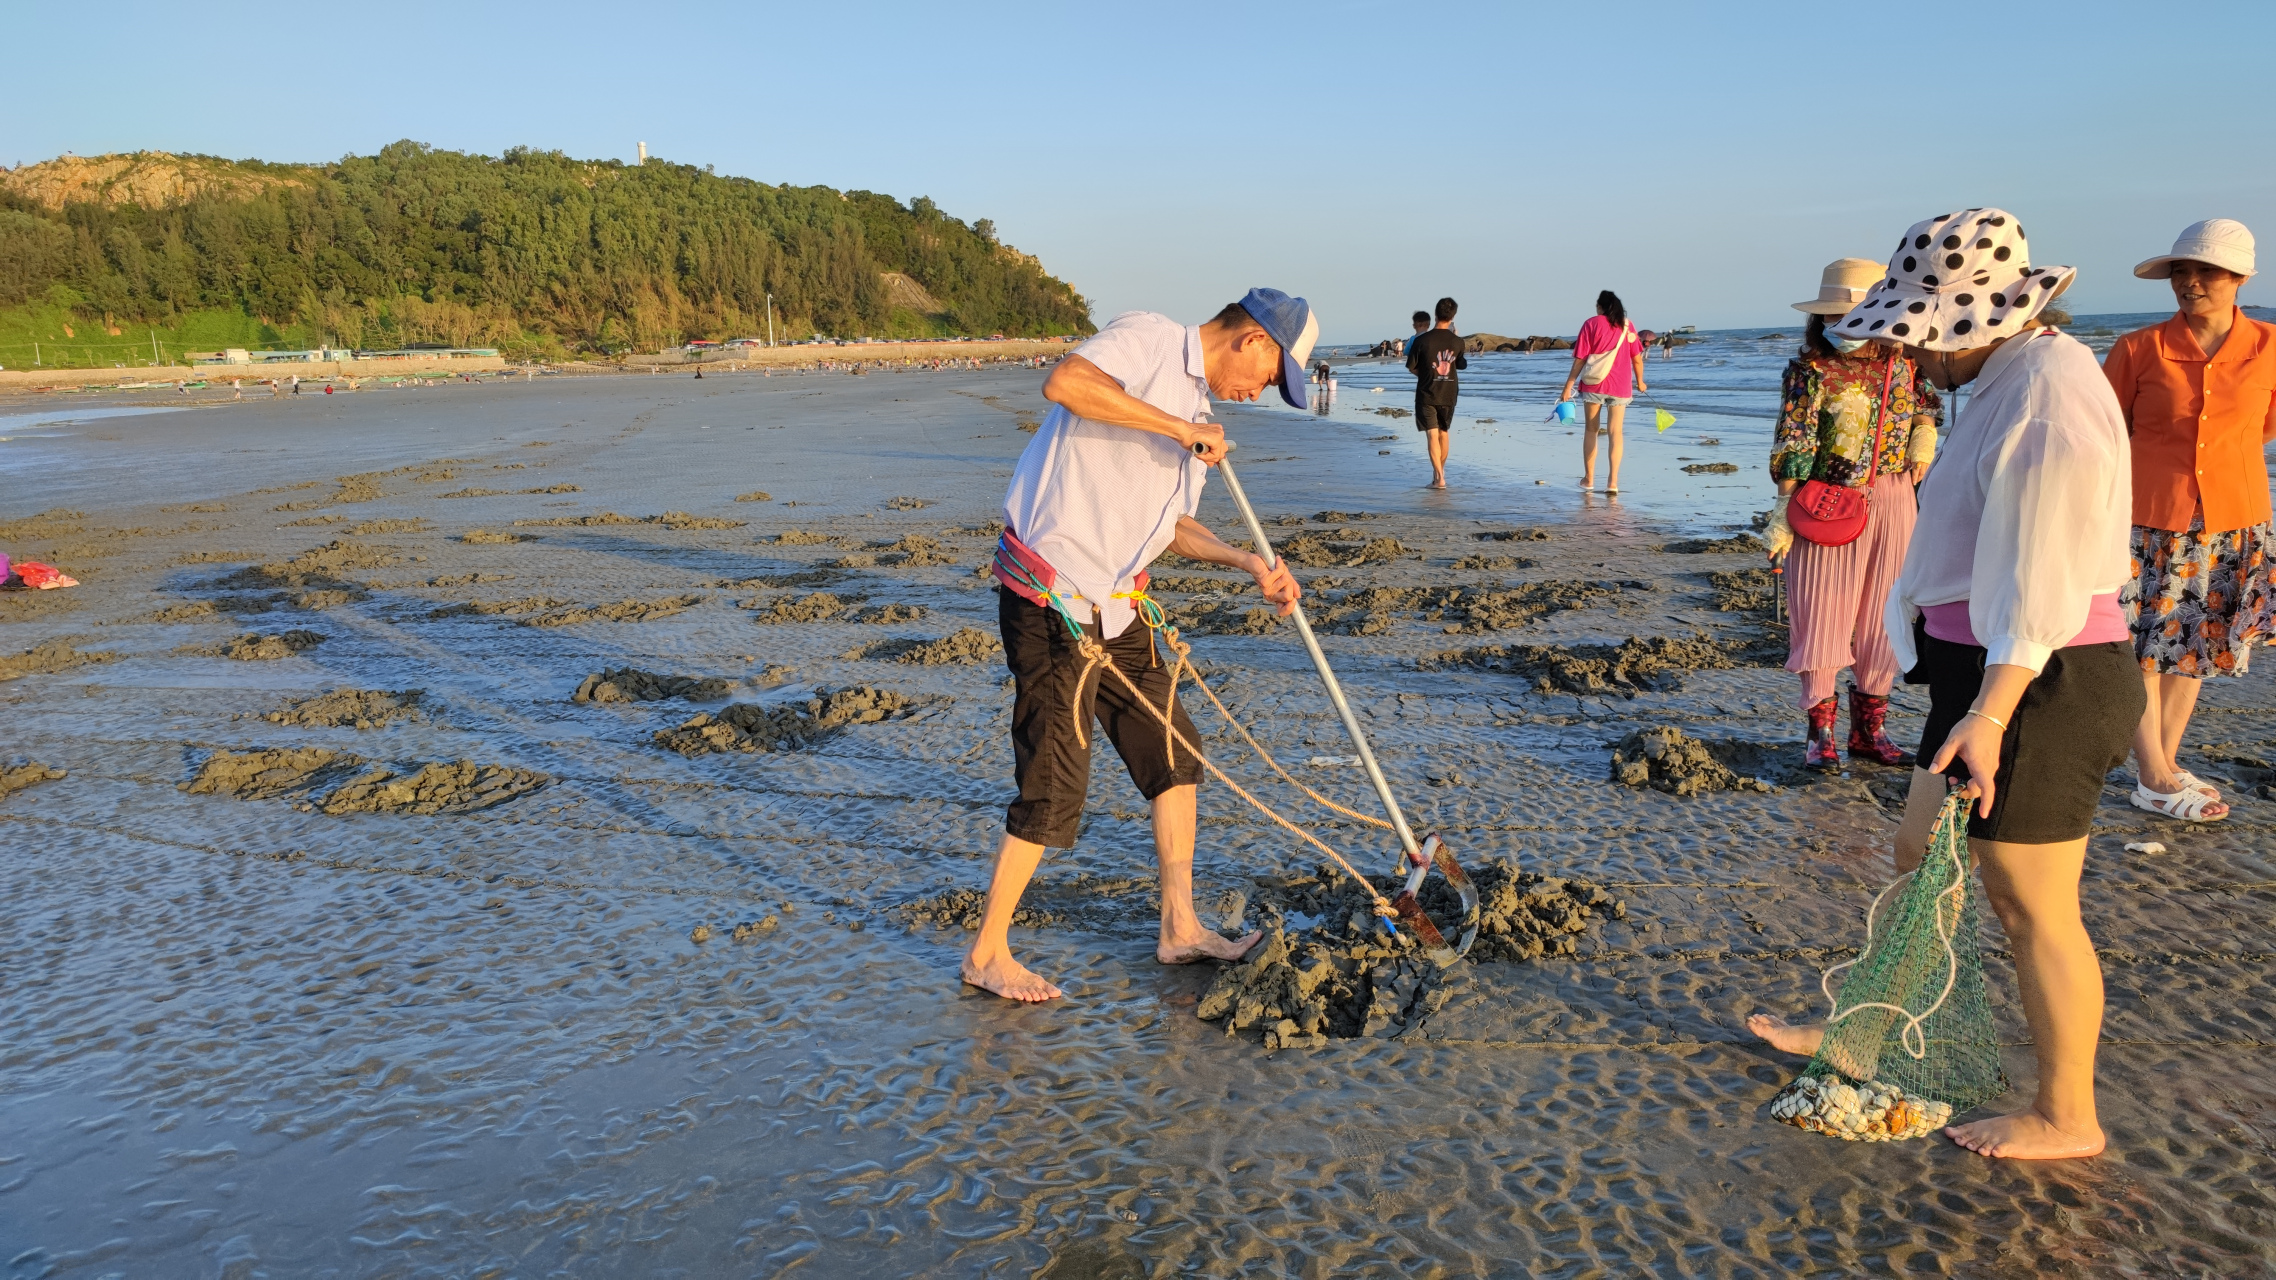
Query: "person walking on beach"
1406 297 1466 489
962 288 1317 1002
1751 209 2140 1161
2101 219 2275 824
1560 291 1647 493
1765 258 1942 770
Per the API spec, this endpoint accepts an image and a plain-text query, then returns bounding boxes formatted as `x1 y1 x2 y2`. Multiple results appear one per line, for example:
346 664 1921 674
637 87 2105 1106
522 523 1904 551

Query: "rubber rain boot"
1805 696 1842 772
1847 690 1915 766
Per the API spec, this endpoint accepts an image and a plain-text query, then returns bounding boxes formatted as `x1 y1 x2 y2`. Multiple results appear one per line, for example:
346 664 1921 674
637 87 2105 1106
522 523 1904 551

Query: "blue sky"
7 1 2271 341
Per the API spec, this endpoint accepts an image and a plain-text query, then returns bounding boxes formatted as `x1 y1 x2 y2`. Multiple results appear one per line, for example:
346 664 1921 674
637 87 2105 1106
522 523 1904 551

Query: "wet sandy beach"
4 367 2273 1277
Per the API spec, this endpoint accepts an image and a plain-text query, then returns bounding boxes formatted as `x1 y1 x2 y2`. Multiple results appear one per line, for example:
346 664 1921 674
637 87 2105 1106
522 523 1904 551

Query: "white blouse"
1885 330 2133 675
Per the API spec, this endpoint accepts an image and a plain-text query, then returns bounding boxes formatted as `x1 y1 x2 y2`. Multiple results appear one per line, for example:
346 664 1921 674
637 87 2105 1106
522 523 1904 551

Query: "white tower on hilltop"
637 142 647 163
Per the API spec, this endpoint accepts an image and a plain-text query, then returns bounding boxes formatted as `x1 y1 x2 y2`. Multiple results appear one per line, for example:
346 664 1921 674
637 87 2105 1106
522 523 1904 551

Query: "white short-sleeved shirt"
1003 311 1211 639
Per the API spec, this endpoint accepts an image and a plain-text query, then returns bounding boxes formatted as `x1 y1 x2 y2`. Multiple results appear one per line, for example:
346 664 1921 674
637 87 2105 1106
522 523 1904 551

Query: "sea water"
1315 310 2209 533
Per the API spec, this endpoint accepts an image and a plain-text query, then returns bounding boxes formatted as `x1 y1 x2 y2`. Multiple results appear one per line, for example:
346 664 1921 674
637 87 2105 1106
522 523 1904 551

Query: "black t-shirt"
1406 328 1468 401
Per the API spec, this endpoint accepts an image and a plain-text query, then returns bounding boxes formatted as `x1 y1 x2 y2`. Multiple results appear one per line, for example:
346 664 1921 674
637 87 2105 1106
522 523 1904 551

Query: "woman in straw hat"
1766 258 1943 770
2101 219 2276 825
1750 209 2142 1160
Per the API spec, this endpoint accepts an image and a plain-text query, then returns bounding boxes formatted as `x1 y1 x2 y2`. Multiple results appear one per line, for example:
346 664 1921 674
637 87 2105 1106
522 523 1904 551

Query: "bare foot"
1946 1107 2106 1160
1747 1012 1826 1056
960 951 1062 1002
1157 929 1261 965
1428 479 1447 490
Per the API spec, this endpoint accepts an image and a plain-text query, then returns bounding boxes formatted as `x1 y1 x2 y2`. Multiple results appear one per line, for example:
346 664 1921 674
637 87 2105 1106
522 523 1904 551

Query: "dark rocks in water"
1198 860 1628 1050
1458 333 1574 354
654 686 918 757
264 688 426 728
1609 725 1775 796
1680 462 1741 475
573 668 735 704
1421 633 1760 695
1664 532 1762 553
1372 406 1412 419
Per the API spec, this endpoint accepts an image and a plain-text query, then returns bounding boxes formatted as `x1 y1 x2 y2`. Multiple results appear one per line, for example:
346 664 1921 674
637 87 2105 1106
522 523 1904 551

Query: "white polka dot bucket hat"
1834 208 2076 351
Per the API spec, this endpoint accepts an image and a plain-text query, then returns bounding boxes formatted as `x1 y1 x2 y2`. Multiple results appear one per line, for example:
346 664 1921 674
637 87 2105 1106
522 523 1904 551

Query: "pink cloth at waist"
1920 593 2129 650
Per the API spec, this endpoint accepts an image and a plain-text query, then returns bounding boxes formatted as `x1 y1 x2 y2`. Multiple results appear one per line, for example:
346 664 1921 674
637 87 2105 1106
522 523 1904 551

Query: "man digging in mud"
962 289 1319 1002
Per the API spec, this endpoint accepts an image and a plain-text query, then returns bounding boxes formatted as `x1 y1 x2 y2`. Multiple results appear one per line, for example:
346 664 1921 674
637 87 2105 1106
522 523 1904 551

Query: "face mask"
1828 333 1869 354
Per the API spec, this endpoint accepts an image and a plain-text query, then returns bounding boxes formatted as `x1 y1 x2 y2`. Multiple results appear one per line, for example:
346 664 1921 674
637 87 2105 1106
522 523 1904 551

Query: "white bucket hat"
1833 208 2075 352
2134 218 2256 279
1792 258 1883 314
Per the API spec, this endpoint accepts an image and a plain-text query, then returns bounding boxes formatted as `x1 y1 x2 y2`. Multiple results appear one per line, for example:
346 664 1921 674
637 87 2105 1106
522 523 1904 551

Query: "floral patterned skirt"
2121 513 2276 678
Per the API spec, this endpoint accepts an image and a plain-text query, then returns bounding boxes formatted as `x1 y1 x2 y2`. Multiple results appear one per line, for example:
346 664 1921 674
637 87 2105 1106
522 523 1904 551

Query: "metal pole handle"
1200 440 1425 871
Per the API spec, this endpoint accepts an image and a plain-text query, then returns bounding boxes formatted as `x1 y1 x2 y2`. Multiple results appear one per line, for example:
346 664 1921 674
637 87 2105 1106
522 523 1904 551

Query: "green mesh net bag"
1770 794 2008 1141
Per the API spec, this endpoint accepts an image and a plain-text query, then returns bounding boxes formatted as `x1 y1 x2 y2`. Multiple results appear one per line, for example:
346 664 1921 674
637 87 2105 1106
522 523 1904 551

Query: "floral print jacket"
1771 348 1943 486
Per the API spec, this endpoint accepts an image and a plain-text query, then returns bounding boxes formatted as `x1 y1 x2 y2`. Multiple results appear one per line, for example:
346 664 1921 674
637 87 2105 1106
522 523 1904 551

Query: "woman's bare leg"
1604 400 1628 491
1946 833 2106 1159
2133 671 2223 810
1580 400 1603 488
1748 766 1950 1055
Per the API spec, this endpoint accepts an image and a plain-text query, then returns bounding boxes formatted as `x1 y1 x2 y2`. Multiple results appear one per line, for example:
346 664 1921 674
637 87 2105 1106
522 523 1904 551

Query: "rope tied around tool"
1068 628 1398 921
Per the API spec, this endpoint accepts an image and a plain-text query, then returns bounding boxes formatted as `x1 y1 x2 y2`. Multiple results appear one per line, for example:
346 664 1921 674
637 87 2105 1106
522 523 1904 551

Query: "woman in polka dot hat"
1757 208 2141 1162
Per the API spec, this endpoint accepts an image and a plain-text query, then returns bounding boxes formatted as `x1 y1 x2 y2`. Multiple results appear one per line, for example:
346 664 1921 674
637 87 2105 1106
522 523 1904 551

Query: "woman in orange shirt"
2102 219 2276 823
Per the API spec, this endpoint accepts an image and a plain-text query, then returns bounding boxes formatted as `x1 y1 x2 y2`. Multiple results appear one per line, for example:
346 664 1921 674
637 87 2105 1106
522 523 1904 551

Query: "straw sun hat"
1793 258 1884 314
2134 218 2256 279
1834 208 2075 352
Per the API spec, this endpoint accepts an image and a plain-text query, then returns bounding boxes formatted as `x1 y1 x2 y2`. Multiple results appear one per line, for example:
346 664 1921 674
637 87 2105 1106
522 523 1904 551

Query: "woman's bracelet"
1964 708 2009 731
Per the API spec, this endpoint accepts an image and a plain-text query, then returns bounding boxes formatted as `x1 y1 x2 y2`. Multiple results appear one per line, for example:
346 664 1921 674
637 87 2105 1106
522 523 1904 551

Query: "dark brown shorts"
1000 588 1203 848
1415 395 1456 432
1911 623 2144 844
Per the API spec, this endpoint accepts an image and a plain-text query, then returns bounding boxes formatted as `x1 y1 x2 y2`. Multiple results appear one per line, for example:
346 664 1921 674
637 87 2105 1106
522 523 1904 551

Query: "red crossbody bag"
1787 355 1898 548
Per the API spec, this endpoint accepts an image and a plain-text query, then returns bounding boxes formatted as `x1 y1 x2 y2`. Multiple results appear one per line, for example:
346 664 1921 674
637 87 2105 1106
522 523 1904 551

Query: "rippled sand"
4 370 2273 1276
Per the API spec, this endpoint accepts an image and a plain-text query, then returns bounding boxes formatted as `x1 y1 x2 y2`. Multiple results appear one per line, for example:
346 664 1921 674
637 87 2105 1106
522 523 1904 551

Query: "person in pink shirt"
1559 290 1648 493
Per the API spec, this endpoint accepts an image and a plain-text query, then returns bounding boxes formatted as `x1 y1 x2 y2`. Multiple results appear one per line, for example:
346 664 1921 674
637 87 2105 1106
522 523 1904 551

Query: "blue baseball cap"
1236 287 1320 409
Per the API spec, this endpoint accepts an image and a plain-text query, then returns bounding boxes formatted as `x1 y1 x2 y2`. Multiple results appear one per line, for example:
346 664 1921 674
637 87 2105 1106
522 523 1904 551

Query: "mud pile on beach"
261 689 426 728
653 686 918 757
512 511 744 530
201 630 325 661
0 762 67 802
217 540 398 592
1665 532 1763 553
181 747 546 813
848 627 1003 665
0 639 118 681
1421 632 1760 694
459 528 534 545
1273 530 1409 568
526 594 706 627
572 668 736 703
1610 725 1776 796
872 533 959 566
1199 860 1627 1050
746 592 925 625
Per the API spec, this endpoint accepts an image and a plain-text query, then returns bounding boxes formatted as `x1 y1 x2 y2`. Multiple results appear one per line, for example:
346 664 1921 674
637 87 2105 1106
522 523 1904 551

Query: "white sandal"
2131 782 2228 822
2173 770 2222 800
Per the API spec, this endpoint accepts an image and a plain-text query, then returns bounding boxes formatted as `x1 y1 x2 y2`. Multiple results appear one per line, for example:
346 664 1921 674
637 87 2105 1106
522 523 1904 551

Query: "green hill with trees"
0 142 1093 367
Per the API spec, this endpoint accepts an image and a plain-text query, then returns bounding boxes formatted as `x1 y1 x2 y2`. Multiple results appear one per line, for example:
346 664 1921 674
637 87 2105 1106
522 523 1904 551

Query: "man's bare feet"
1157 929 1261 965
961 951 1063 1002
1946 1107 2105 1160
1747 1012 1826 1056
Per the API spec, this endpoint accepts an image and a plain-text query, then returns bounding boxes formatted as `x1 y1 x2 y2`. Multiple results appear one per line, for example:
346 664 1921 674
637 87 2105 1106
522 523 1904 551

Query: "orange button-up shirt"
2101 309 2276 533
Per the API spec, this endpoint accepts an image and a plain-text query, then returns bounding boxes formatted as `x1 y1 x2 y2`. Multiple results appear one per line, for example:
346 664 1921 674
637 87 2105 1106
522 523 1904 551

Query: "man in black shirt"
1405 296 1466 489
